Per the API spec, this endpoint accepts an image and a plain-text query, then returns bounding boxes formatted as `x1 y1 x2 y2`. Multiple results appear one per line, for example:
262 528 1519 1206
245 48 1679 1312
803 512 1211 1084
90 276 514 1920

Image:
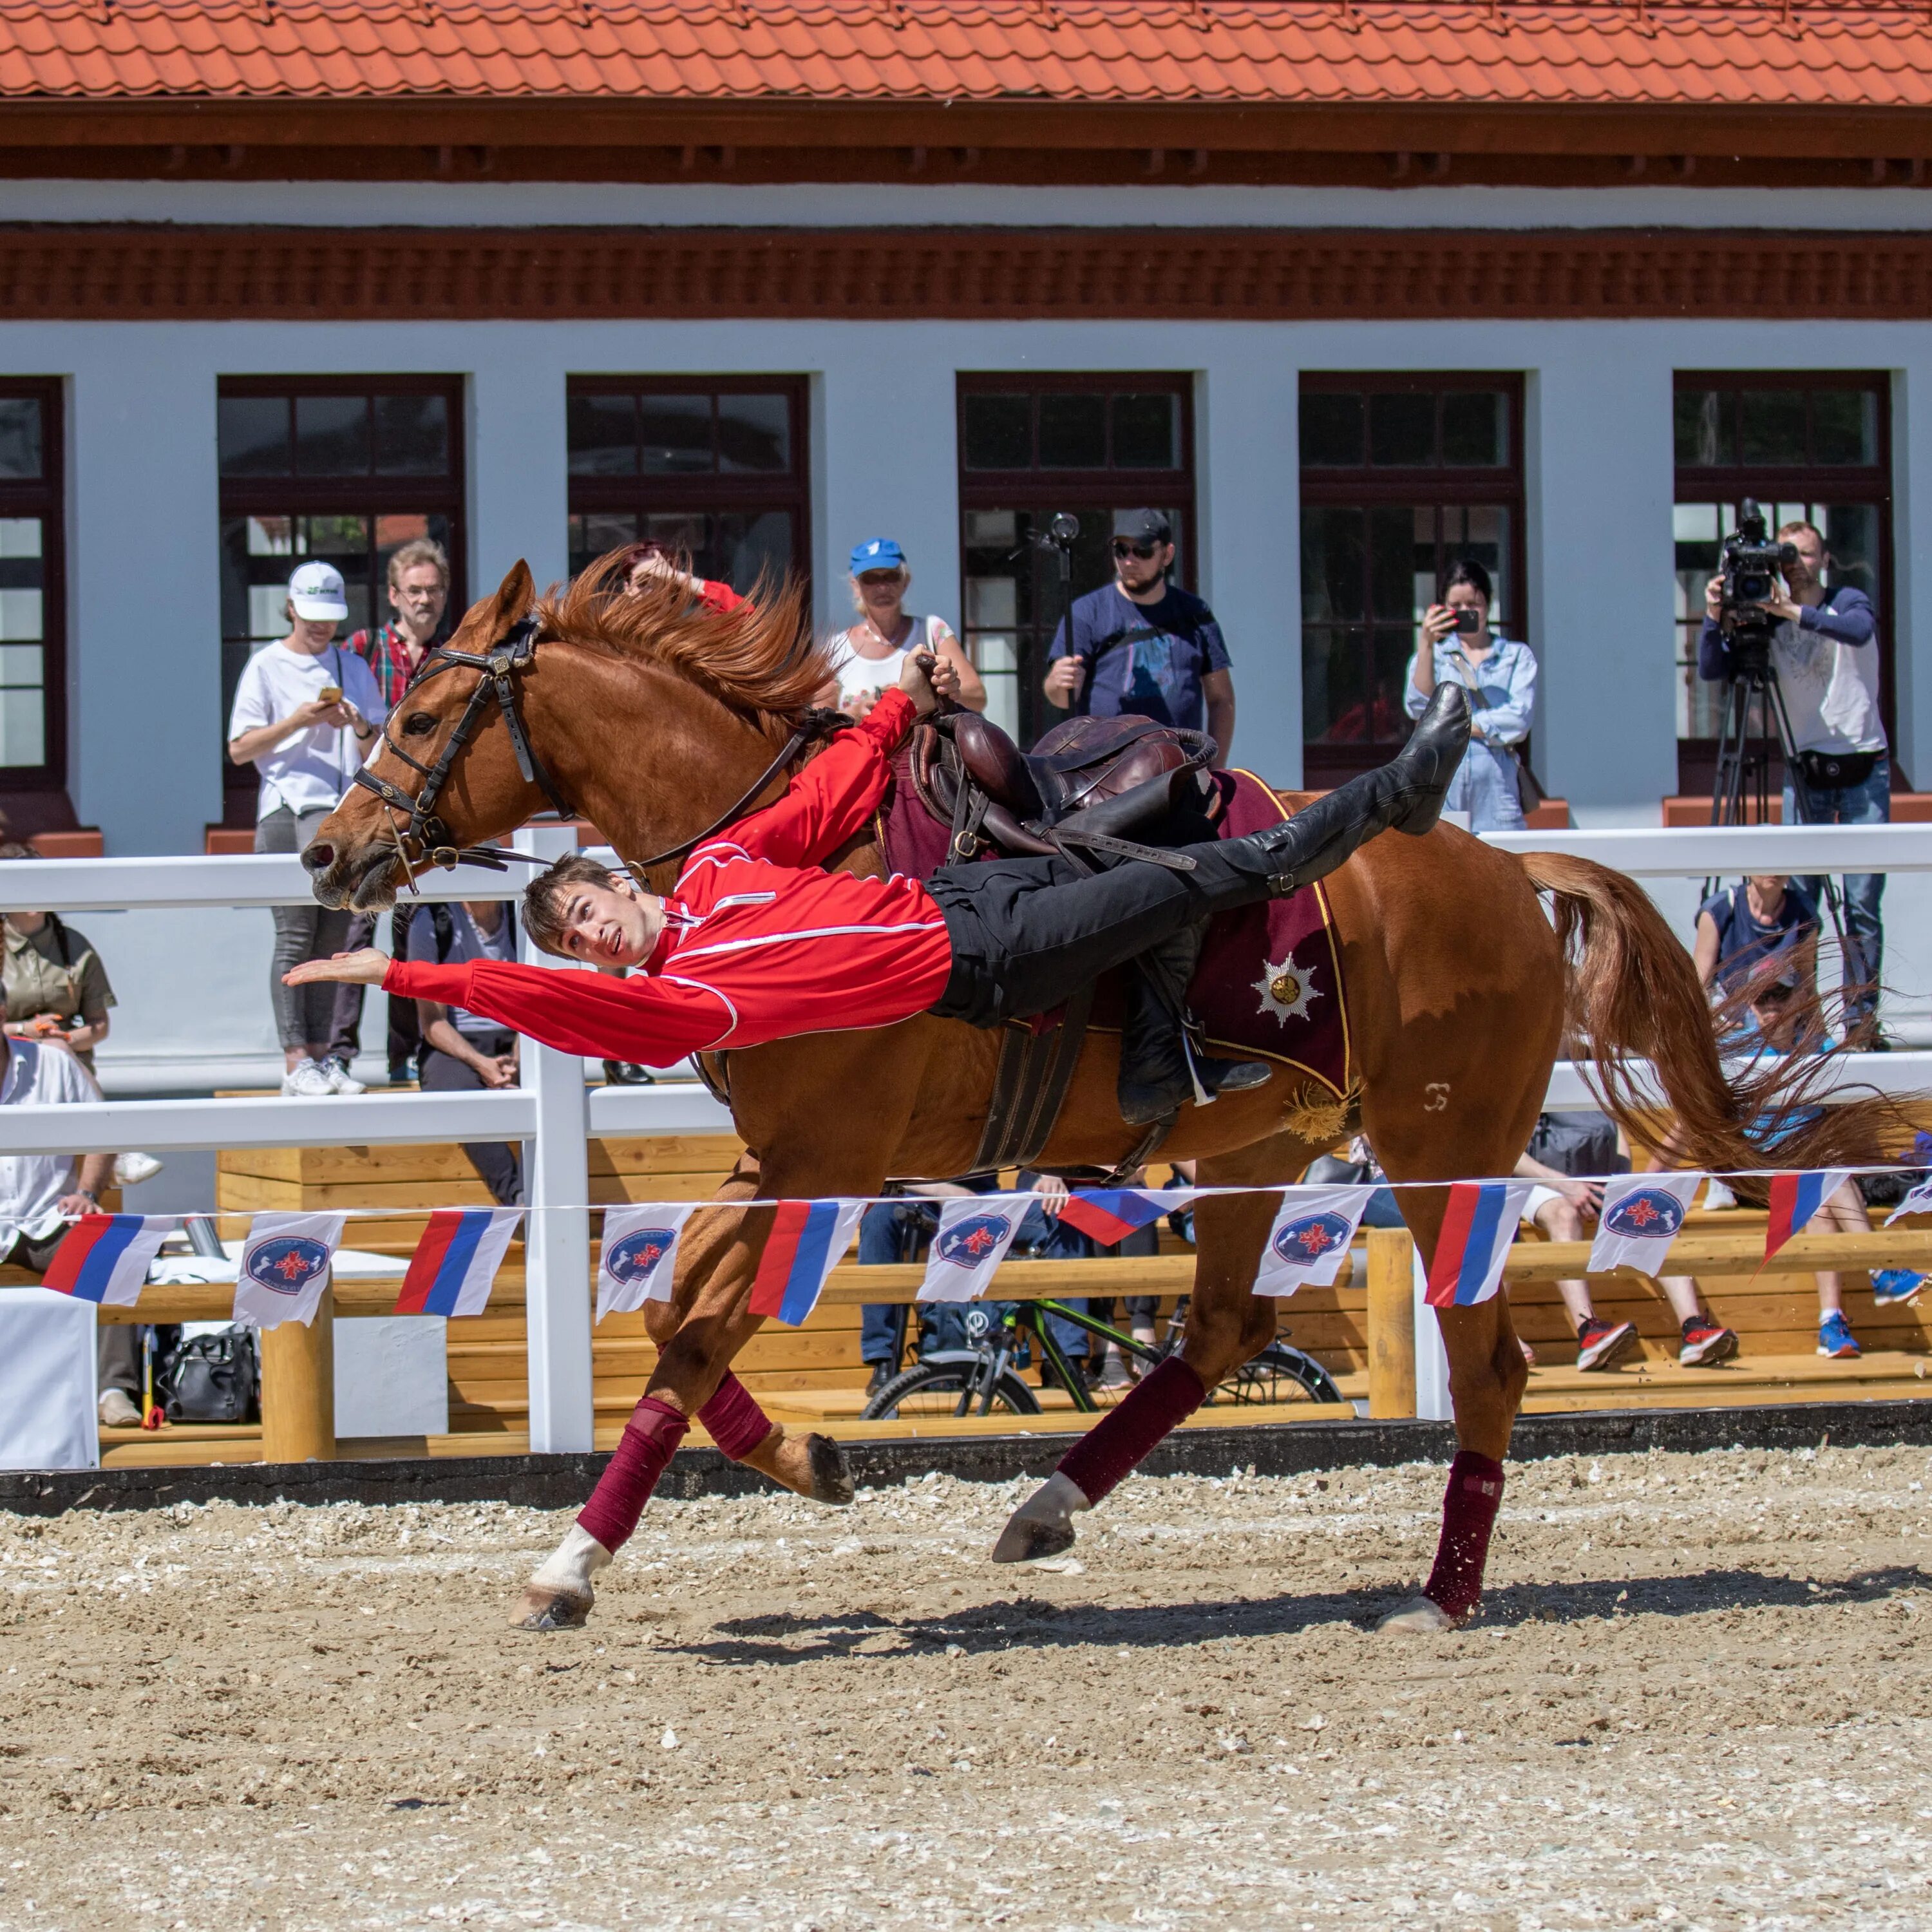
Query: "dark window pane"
639 394 714 474
294 395 371 476
1303 624 1367 743
219 395 290 478
1812 390 1879 467
1369 392 1434 467
1368 504 1425 621
569 510 640 578
717 393 791 474
1441 392 1507 467
1300 392 1364 468
374 393 450 476
0 399 41 480
1038 393 1107 470
568 393 638 476
1674 389 1731 468
1111 393 1178 469
1739 390 1806 466
710 509 793 589
1300 506 1366 623
961 393 1033 471
1823 503 1880 605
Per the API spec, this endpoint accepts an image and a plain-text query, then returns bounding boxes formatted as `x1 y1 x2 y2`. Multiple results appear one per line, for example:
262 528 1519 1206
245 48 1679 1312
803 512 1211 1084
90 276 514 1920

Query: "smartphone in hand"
1454 609 1482 635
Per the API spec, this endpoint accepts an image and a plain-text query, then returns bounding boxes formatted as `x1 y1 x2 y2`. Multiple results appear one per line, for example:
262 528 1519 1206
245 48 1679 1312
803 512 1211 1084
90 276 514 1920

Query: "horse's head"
305 560 549 912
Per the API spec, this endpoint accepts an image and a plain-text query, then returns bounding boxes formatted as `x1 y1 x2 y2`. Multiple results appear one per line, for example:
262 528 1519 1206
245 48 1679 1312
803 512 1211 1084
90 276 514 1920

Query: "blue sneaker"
1818 1311 1861 1359
1872 1268 1924 1307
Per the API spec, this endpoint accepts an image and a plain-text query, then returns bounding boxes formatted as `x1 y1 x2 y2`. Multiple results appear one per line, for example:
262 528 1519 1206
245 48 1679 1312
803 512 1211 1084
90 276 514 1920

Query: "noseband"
352 613 839 892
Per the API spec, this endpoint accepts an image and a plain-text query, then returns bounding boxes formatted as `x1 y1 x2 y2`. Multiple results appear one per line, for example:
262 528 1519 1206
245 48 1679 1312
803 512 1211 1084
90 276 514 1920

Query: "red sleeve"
384 958 733 1066
699 580 744 614
706 690 916 871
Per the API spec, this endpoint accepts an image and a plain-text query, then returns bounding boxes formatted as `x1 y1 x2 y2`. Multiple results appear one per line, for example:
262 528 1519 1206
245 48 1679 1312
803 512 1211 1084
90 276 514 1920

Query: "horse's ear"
489 560 536 625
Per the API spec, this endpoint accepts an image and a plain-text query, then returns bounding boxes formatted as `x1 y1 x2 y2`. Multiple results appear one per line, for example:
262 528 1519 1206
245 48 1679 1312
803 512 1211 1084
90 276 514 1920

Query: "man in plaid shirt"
327 537 451 1081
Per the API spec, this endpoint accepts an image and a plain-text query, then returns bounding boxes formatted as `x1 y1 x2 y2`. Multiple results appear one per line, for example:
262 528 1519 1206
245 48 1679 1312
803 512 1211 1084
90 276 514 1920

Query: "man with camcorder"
1699 516 1889 1037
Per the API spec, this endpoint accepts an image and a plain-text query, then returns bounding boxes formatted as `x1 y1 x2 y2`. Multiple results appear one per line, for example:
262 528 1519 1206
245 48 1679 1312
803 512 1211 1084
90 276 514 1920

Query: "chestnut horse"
305 558 1899 1630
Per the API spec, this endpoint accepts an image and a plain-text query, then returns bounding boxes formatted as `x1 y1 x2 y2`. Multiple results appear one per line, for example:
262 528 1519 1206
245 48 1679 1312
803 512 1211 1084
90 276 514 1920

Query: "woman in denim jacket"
1403 557 1537 833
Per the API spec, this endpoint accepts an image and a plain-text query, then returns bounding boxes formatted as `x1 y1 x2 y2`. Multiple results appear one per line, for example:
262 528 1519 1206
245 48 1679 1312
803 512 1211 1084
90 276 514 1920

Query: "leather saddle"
911 709 1219 866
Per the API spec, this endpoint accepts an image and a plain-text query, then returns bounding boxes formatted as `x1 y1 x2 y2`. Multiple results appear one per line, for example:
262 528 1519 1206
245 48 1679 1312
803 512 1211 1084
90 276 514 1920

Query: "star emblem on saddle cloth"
1253 949 1322 1027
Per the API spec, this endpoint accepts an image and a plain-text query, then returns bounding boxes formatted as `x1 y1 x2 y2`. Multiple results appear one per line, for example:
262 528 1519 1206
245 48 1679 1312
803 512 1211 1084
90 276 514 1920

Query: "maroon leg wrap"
1057 1356 1207 1506
697 1372 773 1463
1422 1449 1506 1620
577 1396 688 1554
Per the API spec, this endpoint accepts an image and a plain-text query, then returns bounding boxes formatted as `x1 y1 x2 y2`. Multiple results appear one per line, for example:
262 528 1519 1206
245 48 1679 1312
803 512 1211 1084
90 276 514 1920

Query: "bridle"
352 612 838 893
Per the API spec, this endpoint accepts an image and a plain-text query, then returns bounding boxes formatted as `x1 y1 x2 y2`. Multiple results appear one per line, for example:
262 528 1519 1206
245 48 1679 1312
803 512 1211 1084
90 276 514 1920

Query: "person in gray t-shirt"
404 900 523 1206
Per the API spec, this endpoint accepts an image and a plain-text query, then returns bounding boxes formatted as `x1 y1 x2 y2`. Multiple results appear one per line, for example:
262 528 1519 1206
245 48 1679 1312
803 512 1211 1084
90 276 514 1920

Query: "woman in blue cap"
822 536 985 720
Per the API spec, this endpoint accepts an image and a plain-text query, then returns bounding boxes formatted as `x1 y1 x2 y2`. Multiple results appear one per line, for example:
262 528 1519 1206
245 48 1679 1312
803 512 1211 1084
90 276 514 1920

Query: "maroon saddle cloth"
877 744 1352 1103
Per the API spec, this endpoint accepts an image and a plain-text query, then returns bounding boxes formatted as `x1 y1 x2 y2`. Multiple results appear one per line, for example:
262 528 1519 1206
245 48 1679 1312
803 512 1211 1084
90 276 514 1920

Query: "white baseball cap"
289 560 349 622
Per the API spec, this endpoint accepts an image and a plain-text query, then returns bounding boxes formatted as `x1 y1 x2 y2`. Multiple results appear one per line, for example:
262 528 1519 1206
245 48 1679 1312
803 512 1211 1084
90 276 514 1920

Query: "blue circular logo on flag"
936 1213 1014 1267
246 1235 332 1296
608 1229 677 1286
1273 1211 1353 1265
1604 1188 1685 1239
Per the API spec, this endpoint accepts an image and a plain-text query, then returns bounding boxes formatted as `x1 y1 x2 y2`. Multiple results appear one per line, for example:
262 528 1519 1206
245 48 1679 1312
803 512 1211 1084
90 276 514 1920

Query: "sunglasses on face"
858 571 904 587
1112 540 1161 561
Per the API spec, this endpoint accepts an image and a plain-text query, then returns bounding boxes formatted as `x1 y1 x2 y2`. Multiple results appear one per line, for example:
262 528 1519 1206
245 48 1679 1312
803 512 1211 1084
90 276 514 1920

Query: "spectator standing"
1405 558 1538 832
821 538 985 720
405 899 524 1206
0 1032 120 1418
226 560 385 1097
334 538 451 1083
1700 518 1889 1037
1041 511 1235 753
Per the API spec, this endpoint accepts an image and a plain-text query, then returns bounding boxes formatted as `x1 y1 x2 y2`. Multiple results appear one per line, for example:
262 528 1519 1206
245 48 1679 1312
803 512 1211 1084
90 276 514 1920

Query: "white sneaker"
113 1151 164 1187
280 1059 334 1097
98 1388 141 1428
322 1057 366 1095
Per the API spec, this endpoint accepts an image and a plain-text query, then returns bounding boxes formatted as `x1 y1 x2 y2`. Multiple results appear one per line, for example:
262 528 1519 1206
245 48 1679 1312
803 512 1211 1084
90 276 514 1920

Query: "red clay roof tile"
0 0 1927 108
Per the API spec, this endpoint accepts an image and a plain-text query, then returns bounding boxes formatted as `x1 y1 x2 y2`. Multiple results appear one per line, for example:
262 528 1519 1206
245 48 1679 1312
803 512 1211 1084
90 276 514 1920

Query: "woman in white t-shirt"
819 536 985 721
226 560 387 1097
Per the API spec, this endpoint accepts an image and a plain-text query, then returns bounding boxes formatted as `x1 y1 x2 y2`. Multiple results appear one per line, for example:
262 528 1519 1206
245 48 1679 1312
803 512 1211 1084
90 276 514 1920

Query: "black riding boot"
1118 919 1274 1127
1204 682 1471 909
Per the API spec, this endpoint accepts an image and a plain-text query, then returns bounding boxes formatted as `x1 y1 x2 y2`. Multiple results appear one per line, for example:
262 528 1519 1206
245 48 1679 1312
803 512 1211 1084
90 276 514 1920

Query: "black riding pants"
924 838 1266 1030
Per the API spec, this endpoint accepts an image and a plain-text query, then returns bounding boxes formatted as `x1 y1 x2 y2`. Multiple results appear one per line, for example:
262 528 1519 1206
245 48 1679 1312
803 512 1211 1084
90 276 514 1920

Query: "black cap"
1112 508 1171 544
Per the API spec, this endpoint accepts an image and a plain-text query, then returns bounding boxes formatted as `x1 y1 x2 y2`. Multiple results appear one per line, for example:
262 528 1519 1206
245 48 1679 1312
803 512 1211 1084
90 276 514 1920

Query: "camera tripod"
1707 650 1850 977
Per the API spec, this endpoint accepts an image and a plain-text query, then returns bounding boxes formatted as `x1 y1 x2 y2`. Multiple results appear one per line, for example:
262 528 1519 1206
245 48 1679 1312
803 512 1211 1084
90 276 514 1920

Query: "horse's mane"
535 545 836 731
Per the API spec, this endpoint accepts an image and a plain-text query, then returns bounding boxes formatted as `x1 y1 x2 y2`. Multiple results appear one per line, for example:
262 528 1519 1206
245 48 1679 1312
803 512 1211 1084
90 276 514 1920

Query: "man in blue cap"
1041 509 1235 753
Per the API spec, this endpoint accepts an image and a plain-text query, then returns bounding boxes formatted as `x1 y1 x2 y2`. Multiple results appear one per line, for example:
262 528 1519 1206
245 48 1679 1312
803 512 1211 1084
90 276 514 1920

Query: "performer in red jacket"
289 656 1470 1123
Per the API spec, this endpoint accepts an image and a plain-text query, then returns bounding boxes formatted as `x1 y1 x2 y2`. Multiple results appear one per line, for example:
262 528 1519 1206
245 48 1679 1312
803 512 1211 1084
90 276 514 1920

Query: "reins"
353 612 839 893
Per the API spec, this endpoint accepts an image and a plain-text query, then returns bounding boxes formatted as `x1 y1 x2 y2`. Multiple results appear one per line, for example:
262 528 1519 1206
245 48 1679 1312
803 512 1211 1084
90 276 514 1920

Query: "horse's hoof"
515 1585 592 1631
990 1513 1077 1564
1376 1595 1457 1634
804 1432 855 1507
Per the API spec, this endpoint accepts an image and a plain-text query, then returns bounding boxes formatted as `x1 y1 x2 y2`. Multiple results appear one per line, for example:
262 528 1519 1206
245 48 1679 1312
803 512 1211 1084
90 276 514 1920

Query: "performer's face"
554 880 654 967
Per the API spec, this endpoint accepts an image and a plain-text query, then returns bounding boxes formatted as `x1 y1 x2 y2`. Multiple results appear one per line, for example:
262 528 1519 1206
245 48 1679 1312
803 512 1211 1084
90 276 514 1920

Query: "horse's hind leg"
992 1130 1315 1563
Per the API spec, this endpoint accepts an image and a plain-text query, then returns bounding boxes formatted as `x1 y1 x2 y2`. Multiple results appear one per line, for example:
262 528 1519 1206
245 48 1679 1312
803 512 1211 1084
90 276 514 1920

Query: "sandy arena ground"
2 1443 1931 1929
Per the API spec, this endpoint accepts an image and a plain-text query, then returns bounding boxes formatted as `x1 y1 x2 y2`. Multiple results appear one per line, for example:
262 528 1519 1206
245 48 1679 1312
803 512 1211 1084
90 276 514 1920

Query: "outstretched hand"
283 948 391 989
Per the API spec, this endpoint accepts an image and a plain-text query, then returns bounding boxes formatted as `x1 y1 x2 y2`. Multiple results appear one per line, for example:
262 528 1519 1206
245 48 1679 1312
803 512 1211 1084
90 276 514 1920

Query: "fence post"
1366 1227 1417 1418
261 1287 335 1462
515 822 596 1454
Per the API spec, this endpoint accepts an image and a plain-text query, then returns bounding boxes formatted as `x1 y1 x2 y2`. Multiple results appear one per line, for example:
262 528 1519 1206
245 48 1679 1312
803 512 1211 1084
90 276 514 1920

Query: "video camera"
1718 498 1799 666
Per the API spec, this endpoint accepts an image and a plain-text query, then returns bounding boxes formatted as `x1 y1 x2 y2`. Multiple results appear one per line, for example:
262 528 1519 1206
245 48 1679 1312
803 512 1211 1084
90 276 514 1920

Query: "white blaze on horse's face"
559 882 654 969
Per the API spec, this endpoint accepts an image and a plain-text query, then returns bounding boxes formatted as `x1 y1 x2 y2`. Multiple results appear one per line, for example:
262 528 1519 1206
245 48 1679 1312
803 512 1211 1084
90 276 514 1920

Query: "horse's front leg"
518 1037 925 1631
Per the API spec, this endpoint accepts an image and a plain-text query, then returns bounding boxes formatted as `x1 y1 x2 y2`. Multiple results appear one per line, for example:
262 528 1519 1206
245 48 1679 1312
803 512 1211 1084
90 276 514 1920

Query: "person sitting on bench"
285 654 1471 1124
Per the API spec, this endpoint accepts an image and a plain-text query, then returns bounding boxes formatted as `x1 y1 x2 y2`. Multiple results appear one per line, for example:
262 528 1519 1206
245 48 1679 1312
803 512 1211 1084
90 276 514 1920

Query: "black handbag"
160 1327 260 1424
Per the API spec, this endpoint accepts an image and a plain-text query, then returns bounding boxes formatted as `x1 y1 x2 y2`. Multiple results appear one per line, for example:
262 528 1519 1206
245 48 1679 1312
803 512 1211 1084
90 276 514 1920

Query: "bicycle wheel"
860 1358 1043 1422
1206 1342 1342 1407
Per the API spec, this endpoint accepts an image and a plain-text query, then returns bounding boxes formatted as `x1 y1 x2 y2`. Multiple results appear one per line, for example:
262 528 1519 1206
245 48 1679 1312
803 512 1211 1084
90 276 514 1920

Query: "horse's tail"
1519 851 1908 1183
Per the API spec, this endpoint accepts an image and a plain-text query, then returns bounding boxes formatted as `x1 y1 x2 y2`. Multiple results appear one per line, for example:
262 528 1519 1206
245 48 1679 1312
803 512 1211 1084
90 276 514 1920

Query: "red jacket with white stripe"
383 688 953 1067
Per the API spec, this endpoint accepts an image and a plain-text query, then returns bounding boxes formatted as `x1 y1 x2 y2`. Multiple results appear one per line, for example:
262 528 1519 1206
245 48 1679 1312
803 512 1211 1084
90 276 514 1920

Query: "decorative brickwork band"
3 225 1930 321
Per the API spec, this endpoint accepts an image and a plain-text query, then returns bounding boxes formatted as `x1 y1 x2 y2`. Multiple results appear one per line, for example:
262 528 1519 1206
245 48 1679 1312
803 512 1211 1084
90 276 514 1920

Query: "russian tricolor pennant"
1056 1187 1197 1248
395 1207 524 1318
1424 1182 1533 1309
41 1214 177 1307
1765 1170 1852 1265
747 1199 866 1327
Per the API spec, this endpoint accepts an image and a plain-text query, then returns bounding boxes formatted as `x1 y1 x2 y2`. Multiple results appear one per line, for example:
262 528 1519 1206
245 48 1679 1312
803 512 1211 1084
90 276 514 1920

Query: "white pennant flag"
598 1204 700 1323
1886 1175 1932 1225
1589 1172 1704 1278
918 1194 1034 1304
1253 1186 1377 1298
234 1212 346 1329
